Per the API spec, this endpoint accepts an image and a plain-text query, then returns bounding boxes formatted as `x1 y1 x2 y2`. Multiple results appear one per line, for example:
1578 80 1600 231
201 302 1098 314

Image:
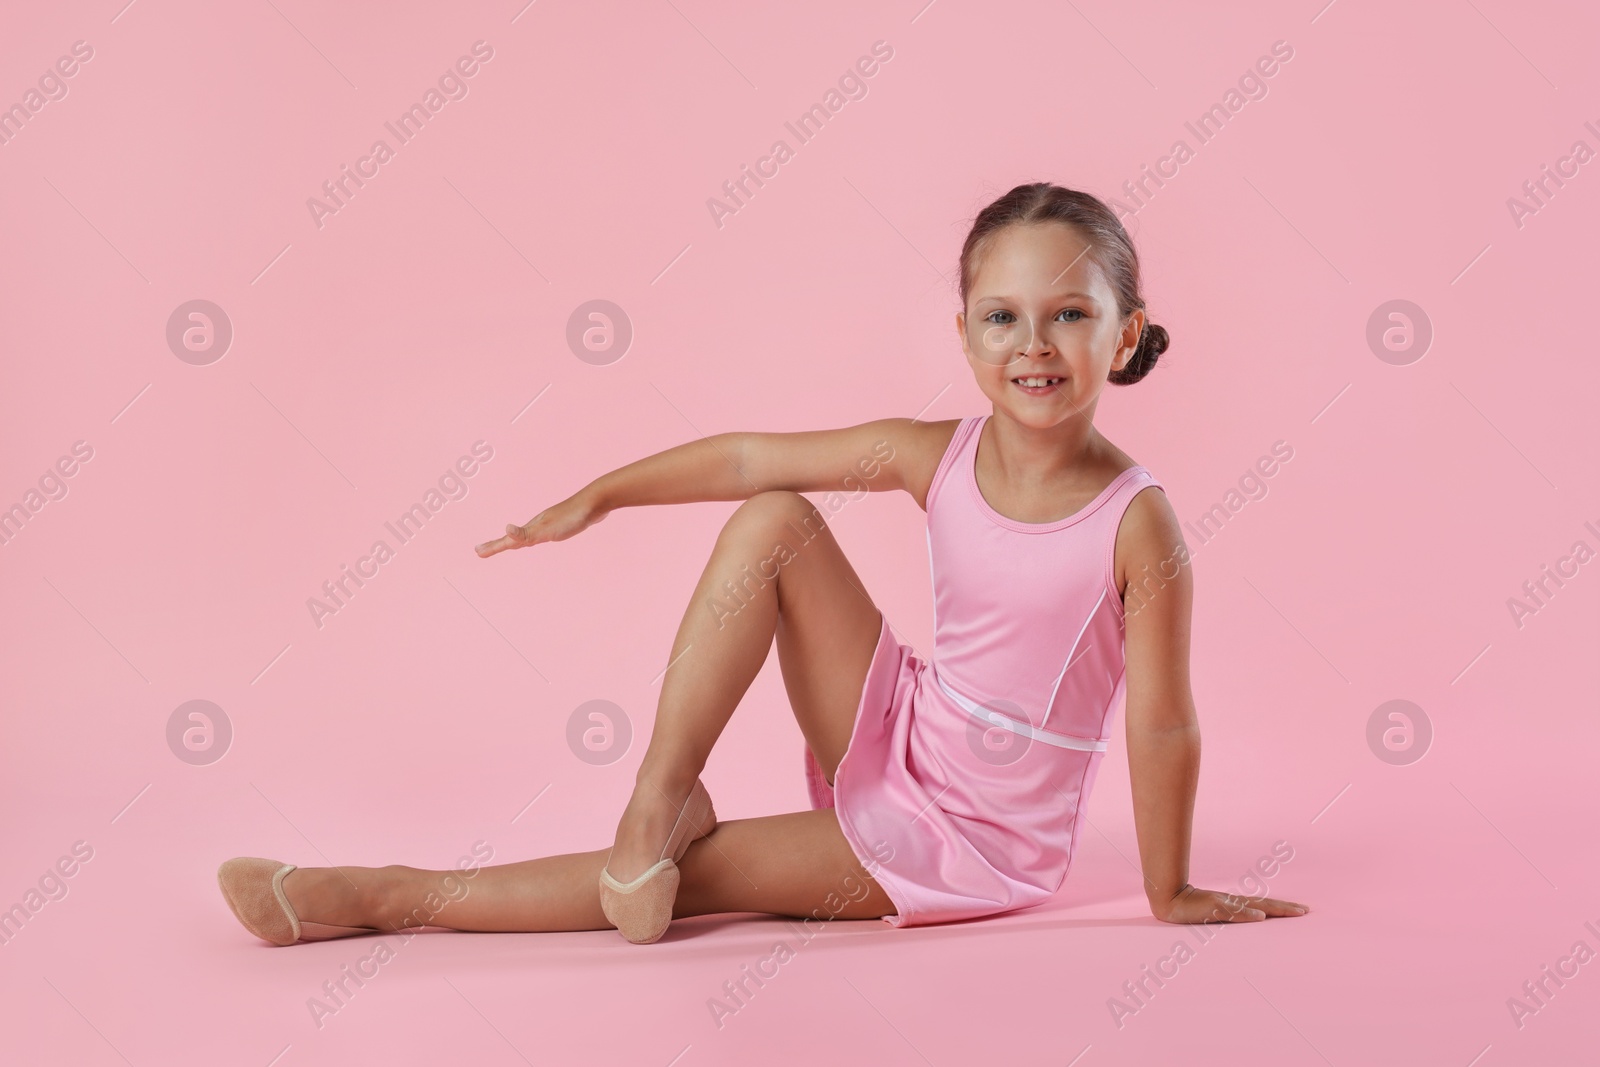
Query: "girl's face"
956 222 1143 427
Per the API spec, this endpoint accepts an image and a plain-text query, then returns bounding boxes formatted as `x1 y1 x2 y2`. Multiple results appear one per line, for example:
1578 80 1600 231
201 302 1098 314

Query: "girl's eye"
983 309 1081 324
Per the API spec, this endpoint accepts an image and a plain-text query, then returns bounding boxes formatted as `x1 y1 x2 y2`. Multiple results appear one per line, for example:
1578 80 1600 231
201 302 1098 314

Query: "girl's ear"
955 310 971 359
1111 309 1145 372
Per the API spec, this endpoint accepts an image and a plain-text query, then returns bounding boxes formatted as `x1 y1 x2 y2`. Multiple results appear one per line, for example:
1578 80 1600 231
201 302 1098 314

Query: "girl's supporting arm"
1117 486 1308 923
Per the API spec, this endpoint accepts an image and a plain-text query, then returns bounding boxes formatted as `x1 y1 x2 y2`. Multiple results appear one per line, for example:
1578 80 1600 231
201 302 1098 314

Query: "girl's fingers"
1259 896 1310 916
1211 893 1308 921
1226 895 1307 919
1161 889 1308 924
474 525 531 557
1215 894 1265 921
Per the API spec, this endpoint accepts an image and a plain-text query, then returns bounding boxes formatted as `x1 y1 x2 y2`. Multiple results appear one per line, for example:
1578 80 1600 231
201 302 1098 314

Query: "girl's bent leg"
281 809 895 934
608 491 883 887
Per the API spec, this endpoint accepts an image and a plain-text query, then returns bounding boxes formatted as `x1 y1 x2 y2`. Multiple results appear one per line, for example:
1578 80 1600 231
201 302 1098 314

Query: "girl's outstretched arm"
1117 486 1309 923
476 418 927 557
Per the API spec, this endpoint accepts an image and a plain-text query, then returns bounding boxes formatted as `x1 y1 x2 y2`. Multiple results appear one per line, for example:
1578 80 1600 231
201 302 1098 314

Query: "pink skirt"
804 612 1096 928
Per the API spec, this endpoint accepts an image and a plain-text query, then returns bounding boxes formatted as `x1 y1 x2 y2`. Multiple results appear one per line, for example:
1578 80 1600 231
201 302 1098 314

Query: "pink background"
3 0 1597 1063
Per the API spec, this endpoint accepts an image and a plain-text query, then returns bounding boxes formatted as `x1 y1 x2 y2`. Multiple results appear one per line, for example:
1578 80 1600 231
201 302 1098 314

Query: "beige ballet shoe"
217 857 375 946
598 778 717 944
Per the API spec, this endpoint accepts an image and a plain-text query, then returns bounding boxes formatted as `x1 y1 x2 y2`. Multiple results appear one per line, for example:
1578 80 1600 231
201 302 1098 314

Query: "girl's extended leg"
280 808 895 933
605 489 886 887
275 488 896 935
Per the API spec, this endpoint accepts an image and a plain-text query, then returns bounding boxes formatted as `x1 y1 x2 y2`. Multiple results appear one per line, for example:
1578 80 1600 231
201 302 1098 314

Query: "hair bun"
1110 321 1168 386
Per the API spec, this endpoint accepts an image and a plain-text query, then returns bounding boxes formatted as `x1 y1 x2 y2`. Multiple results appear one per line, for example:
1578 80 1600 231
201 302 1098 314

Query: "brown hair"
958 182 1169 385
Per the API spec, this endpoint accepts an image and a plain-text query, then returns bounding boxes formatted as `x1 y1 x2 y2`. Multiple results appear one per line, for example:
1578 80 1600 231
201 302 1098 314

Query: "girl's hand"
474 492 609 557
1151 883 1309 924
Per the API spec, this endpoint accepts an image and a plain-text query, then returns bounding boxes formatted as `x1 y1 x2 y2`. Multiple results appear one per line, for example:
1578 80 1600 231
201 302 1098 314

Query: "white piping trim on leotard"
1039 586 1106 729
933 663 1109 753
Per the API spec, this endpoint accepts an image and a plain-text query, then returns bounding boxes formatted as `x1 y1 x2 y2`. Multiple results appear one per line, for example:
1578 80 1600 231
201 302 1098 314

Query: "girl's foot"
605 774 703 884
280 866 381 928
216 858 384 945
600 776 717 943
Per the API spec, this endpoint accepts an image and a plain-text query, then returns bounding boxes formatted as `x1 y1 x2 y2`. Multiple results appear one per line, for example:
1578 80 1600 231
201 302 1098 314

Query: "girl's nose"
1014 325 1053 360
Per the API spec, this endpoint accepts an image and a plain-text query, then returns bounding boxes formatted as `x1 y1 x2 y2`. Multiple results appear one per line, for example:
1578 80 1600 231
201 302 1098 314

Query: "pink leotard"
805 413 1165 926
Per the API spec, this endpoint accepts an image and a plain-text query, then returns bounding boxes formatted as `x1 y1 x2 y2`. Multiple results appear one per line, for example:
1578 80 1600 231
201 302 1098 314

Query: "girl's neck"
984 409 1104 479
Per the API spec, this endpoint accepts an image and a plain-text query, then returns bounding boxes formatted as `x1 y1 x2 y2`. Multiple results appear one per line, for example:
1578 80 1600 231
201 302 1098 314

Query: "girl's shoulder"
1101 438 1167 518
1109 448 1182 606
890 417 966 512
1091 429 1143 478
1092 432 1167 505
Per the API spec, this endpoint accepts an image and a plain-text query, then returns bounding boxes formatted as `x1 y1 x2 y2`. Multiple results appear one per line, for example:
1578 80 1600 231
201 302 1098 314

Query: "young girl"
218 182 1309 947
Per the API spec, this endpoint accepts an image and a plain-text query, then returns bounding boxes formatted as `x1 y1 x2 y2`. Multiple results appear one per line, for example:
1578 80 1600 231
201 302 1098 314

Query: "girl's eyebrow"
973 291 1097 306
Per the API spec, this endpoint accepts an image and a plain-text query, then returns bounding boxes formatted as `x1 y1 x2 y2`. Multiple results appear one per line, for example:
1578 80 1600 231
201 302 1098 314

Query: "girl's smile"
1009 375 1066 396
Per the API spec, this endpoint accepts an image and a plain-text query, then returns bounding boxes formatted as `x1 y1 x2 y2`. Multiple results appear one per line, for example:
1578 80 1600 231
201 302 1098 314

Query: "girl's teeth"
1016 378 1060 387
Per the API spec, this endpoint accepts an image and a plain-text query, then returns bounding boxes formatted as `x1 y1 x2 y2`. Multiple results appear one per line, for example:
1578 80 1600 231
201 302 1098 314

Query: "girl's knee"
726 491 828 543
